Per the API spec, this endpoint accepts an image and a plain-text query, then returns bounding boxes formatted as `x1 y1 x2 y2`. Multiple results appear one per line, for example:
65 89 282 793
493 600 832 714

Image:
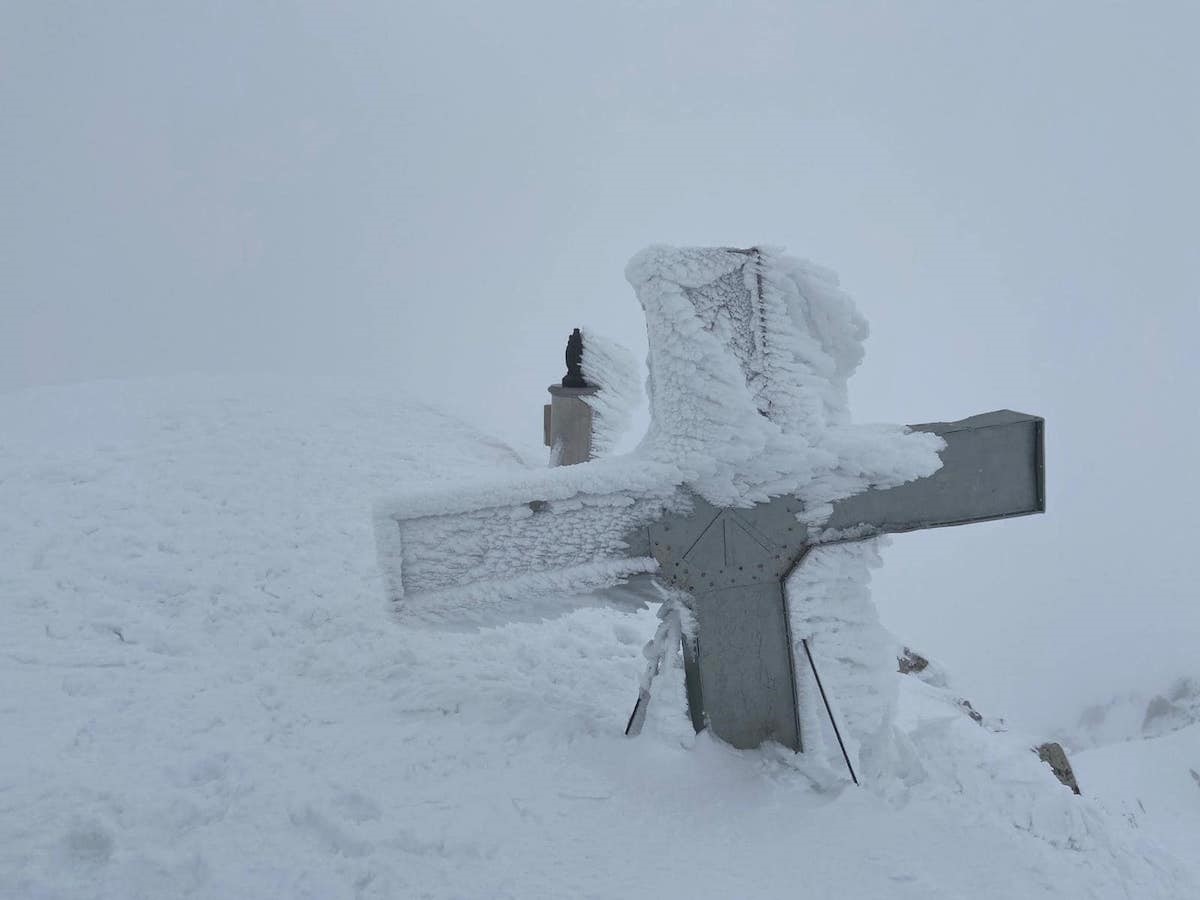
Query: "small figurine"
562 328 588 388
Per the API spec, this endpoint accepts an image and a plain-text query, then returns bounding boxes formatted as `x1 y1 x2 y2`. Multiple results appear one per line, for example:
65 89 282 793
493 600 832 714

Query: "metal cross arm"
629 410 1044 567
374 454 685 629
821 410 1045 537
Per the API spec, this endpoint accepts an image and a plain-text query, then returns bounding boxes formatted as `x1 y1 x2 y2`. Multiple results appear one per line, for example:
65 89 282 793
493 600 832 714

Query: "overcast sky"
4 1 1197 732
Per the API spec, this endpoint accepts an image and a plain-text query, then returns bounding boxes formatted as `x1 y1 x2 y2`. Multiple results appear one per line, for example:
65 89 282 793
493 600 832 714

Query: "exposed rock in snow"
1142 677 1200 735
1037 742 1082 795
897 646 935 678
897 645 1088 793
896 646 1006 732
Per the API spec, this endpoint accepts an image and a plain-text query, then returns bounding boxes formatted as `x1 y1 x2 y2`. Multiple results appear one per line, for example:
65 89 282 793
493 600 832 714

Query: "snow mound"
1 375 1194 898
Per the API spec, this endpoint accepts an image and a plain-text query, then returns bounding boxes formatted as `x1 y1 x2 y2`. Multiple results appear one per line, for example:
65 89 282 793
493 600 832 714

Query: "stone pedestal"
545 385 597 467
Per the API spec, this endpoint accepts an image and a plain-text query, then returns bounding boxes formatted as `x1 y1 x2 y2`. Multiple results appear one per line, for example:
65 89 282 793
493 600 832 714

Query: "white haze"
2 1 1197 734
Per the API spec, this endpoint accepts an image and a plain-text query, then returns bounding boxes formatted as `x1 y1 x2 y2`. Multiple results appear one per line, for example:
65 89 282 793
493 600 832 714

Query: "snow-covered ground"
2 375 1196 898
1073 722 1200 890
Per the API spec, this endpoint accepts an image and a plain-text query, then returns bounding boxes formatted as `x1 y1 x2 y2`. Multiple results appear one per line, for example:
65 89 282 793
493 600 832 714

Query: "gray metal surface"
824 410 1045 534
646 494 809 593
689 581 802 750
644 409 1045 752
644 495 808 750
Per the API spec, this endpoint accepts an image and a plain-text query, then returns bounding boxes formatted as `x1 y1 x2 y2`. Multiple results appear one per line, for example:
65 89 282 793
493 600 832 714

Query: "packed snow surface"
2 375 1196 898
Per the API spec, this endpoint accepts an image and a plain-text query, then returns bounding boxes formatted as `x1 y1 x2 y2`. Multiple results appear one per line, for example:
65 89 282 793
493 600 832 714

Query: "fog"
4 2 1197 733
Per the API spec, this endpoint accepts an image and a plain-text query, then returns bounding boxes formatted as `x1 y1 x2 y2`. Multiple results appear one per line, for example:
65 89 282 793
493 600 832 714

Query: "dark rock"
1142 694 1174 730
897 647 993 726
896 650 1079 794
1168 676 1198 703
1036 742 1081 795
958 699 983 725
898 647 929 675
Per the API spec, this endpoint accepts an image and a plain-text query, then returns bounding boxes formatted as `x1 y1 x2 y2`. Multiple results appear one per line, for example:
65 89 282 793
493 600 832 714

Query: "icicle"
579 329 642 458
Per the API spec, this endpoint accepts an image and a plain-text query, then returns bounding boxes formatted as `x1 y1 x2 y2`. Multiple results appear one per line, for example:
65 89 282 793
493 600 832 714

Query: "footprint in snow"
333 790 382 824
62 821 114 866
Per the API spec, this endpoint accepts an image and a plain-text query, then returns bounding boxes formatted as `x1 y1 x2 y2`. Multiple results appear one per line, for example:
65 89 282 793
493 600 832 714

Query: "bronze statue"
562 328 588 388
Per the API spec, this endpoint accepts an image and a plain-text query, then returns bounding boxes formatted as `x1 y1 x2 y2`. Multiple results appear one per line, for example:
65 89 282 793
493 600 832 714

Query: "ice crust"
578 328 641 458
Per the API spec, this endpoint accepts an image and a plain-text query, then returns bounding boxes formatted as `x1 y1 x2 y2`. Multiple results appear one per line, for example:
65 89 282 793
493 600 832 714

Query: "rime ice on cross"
376 246 1044 755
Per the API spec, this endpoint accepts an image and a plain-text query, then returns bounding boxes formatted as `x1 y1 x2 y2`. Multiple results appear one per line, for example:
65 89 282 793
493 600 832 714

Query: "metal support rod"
624 689 651 736
801 638 859 786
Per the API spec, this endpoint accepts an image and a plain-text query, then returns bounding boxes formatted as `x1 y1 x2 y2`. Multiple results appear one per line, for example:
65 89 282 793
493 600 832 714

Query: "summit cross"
377 246 1045 754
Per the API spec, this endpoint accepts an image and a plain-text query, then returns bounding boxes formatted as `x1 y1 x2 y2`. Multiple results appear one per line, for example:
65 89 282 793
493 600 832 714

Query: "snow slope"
1 375 1194 899
1073 723 1200 890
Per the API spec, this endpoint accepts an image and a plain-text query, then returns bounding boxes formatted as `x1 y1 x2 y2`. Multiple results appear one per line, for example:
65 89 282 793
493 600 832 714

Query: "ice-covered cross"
376 246 1044 758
